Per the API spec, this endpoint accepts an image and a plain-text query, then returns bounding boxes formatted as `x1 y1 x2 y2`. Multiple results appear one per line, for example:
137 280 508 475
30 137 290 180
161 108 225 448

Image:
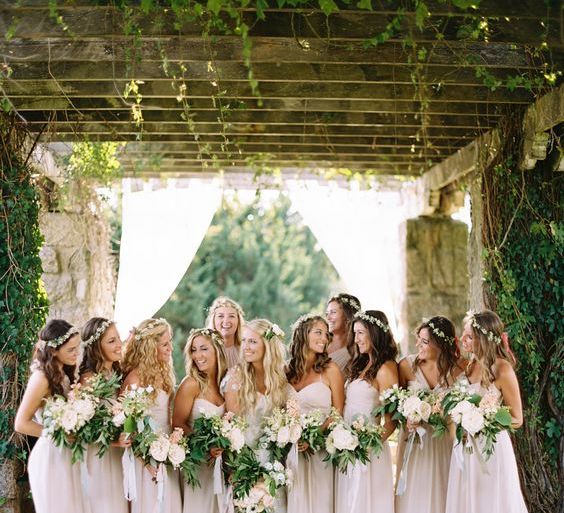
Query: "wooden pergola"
0 0 562 177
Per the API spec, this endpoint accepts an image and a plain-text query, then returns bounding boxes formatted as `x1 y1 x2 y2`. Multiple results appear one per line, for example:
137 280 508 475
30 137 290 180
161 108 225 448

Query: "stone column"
400 215 469 354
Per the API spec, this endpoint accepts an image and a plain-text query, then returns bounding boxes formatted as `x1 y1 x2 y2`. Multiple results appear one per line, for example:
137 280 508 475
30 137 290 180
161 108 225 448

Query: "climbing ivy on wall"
0 115 49 461
480 118 562 512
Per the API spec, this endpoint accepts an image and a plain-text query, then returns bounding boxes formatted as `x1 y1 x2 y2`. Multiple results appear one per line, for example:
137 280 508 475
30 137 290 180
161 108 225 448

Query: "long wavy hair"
184 328 227 395
286 315 331 384
412 316 459 386
345 310 398 383
327 293 362 355
34 319 78 397
205 296 245 347
238 319 288 416
79 317 121 377
122 318 176 399
464 310 516 387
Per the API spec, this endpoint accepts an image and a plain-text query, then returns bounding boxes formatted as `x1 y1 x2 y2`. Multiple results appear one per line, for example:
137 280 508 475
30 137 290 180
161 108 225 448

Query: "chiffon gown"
287 376 334 513
445 381 528 513
395 355 452 513
28 408 91 513
329 347 350 373
132 389 182 513
335 379 394 513
183 398 225 513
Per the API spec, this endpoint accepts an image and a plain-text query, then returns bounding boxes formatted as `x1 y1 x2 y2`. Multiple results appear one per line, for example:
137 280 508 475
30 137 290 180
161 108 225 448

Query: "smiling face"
353 321 373 354
213 306 239 341
190 335 217 373
415 327 440 361
326 301 346 334
156 329 173 363
460 322 475 354
307 320 329 354
241 326 265 364
99 324 122 365
55 334 81 366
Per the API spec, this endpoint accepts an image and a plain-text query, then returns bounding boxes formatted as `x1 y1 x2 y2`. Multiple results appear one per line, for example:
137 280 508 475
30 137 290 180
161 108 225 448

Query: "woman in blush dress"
335 310 398 513
395 316 464 513
445 310 528 513
325 293 361 372
15 319 89 513
79 317 128 513
121 318 182 513
173 328 227 513
286 314 345 513
206 296 245 369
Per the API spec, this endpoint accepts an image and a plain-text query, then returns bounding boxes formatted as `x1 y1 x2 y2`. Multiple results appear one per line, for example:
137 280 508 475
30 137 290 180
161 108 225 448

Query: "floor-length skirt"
335 443 394 513
85 446 128 513
184 461 219 513
131 458 182 513
28 437 89 513
445 431 528 513
288 452 333 513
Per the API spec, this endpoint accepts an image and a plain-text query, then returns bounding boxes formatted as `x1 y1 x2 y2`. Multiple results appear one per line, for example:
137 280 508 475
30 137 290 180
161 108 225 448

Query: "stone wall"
401 215 469 354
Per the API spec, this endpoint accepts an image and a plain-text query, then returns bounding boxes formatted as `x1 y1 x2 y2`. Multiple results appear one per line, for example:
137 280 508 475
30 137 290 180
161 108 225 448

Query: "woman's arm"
14 371 50 438
121 369 141 393
375 360 399 441
172 377 199 435
326 362 345 415
223 369 241 415
496 359 523 428
398 357 415 388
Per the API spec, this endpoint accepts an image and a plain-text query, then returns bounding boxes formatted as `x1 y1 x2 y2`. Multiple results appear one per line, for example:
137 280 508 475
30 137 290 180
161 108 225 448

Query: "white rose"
331 425 359 451
418 401 432 423
167 443 186 467
450 400 474 424
112 411 126 427
228 428 245 452
61 408 79 432
401 396 422 418
276 425 290 446
74 398 97 421
461 409 485 435
325 437 336 454
262 492 274 508
289 423 302 444
149 436 170 462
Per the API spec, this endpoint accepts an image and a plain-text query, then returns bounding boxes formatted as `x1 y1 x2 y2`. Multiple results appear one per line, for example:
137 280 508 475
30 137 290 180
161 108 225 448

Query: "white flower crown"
467 311 502 345
82 320 113 348
338 296 361 312
189 327 224 347
38 326 79 350
264 323 285 341
354 311 389 333
422 319 456 345
134 318 167 341
293 313 322 331
209 298 245 317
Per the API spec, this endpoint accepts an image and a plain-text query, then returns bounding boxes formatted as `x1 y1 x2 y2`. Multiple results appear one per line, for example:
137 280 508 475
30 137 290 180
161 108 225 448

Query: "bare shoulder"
325 361 343 377
378 360 399 379
398 357 415 376
28 369 49 390
122 369 141 388
495 358 516 380
177 376 200 397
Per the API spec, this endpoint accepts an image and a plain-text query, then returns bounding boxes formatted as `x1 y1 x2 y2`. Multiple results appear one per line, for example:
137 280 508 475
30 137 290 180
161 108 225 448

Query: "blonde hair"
184 328 227 394
237 319 288 416
122 318 176 399
464 310 515 387
205 296 245 347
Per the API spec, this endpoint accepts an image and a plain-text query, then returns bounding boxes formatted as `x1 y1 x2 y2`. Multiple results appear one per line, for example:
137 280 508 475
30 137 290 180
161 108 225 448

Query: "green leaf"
495 408 512 427
414 1 429 31
124 416 136 433
451 0 480 9
207 0 223 16
318 0 339 16
357 0 372 10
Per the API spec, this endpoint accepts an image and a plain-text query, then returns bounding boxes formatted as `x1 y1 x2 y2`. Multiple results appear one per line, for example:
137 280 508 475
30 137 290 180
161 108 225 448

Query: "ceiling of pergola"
1 0 562 177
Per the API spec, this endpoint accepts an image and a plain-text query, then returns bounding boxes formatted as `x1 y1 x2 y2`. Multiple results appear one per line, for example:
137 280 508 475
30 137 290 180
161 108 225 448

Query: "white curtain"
288 180 419 340
114 180 222 335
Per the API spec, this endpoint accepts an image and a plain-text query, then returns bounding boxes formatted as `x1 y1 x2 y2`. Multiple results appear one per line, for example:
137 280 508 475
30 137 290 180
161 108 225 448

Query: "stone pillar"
467 171 486 311
401 215 469 354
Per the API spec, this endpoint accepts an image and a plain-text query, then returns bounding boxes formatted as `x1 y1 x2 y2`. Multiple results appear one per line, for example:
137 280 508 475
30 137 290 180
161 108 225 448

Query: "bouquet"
110 384 155 439
42 382 99 463
259 398 302 461
297 409 326 458
233 480 275 513
442 380 513 460
324 413 384 473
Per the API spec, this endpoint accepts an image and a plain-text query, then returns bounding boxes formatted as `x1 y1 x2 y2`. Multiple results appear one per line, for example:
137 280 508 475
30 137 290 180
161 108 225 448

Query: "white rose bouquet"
259 398 302 461
324 412 384 473
442 380 513 460
297 408 326 458
42 382 99 463
233 480 276 513
111 384 156 439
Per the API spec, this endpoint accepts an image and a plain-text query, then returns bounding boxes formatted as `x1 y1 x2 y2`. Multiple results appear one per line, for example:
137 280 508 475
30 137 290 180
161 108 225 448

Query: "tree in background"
157 193 340 378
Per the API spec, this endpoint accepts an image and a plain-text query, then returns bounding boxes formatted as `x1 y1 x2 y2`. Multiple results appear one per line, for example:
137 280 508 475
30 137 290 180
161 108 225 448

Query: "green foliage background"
157 193 340 378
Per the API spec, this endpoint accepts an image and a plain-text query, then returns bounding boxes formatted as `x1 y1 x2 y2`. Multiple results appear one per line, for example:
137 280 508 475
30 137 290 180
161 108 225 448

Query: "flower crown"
422 319 456 345
134 318 167 341
467 311 502 345
264 323 285 342
188 327 224 347
292 313 322 331
38 326 79 350
82 320 113 348
209 297 245 317
354 311 389 333
337 295 361 312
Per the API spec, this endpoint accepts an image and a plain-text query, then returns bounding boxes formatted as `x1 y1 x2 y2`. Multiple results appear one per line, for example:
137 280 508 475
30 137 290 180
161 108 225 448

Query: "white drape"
114 180 222 335
288 180 420 340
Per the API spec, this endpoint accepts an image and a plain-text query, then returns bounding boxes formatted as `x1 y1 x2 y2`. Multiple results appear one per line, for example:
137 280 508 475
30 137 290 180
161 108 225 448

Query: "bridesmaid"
79 317 128 513
286 314 344 513
121 318 182 513
224 319 291 512
206 296 245 368
446 310 528 513
335 310 398 513
325 293 361 372
172 328 227 513
15 319 89 513
396 316 464 513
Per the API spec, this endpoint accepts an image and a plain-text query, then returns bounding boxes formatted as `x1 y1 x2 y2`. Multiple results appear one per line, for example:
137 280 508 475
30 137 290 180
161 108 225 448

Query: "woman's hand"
209 447 223 459
297 441 309 453
406 418 420 433
111 432 132 448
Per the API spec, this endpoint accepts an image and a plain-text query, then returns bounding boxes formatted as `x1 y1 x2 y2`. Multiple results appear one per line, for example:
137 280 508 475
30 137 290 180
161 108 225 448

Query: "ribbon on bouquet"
219 483 234 513
156 464 165 513
213 453 229 512
286 443 299 489
453 435 489 475
347 460 369 510
122 447 137 501
395 426 427 496
80 459 90 498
